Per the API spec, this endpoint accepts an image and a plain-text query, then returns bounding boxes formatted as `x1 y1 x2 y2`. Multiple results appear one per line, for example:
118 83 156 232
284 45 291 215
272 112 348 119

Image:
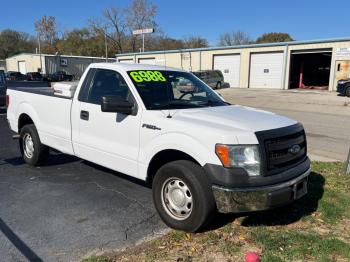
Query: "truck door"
72 68 141 178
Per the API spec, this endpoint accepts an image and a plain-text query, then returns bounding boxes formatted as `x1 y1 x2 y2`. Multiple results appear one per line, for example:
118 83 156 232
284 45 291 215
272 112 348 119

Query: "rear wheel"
152 160 216 232
19 124 49 166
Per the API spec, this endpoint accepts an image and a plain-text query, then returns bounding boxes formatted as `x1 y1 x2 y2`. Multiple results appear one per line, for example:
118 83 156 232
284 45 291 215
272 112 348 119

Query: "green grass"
169 230 187 242
249 162 350 261
219 241 240 255
311 162 350 223
251 228 350 262
81 256 112 262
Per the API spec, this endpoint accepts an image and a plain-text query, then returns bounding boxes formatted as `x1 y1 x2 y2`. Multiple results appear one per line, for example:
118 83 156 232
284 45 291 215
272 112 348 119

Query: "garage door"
18 61 27 74
249 52 284 89
213 54 240 87
138 58 156 65
118 59 134 63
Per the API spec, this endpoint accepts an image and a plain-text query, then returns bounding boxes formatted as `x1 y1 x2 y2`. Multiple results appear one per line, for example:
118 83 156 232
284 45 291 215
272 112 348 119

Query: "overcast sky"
1 0 349 45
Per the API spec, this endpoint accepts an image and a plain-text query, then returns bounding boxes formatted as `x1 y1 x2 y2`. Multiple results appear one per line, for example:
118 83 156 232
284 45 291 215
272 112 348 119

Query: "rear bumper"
212 167 310 213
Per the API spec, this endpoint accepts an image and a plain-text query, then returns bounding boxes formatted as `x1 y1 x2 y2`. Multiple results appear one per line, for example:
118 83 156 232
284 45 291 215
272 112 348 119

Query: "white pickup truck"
6 63 310 232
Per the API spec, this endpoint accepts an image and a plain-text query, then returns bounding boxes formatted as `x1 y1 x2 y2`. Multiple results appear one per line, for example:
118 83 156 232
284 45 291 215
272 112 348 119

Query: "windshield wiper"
148 100 203 110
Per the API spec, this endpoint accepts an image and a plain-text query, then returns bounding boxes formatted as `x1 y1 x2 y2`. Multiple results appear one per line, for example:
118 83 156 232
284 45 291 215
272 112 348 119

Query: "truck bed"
7 82 73 100
6 86 75 155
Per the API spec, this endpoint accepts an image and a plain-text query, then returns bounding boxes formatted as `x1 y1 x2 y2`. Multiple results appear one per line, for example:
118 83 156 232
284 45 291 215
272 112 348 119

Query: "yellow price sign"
129 71 166 82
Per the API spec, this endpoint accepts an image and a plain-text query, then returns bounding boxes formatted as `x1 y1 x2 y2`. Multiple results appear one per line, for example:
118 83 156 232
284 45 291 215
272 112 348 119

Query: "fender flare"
16 102 41 132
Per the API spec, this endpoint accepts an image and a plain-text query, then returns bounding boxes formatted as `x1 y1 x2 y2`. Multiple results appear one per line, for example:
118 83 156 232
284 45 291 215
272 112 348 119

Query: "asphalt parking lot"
0 112 166 262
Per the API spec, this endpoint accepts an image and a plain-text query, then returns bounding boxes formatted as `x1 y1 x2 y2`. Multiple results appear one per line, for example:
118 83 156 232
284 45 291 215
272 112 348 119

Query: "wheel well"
147 149 200 183
18 114 34 132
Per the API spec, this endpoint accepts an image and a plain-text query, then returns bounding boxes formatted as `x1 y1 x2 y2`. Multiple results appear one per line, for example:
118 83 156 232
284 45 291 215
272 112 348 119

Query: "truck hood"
170 105 297 132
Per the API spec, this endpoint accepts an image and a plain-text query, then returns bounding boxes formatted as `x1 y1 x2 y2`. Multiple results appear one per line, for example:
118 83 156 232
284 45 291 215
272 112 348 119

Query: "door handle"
80 110 89 121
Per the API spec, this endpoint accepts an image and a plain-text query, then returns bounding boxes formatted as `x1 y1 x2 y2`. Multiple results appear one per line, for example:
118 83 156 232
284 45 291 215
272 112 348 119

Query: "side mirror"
101 96 135 115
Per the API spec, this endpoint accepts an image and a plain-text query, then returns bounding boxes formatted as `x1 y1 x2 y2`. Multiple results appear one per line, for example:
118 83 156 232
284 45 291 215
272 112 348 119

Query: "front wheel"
216 82 222 89
19 124 49 166
152 160 216 232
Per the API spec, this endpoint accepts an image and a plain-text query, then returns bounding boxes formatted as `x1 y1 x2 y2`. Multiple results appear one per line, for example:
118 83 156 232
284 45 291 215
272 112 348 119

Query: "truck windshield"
127 70 227 110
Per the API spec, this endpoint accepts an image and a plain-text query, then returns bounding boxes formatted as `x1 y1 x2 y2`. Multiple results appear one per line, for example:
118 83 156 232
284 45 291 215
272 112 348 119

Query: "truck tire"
152 160 216 232
19 124 49 166
346 86 350 97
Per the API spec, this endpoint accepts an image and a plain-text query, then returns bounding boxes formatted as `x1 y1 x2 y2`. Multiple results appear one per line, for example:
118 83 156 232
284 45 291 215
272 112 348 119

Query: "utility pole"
142 33 145 53
104 27 108 62
38 34 42 72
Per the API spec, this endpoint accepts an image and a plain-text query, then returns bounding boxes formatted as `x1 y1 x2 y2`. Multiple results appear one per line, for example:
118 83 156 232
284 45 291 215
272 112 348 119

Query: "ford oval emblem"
289 144 301 155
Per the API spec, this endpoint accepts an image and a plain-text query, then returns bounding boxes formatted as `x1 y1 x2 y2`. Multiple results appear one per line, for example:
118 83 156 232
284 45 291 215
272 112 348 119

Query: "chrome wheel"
23 133 34 159
161 177 193 220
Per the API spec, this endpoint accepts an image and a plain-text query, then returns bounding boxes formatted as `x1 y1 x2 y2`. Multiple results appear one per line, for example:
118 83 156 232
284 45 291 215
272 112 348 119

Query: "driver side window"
87 69 131 105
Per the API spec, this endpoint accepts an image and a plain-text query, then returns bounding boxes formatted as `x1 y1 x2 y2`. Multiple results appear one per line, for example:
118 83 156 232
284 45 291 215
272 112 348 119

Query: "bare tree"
89 7 127 54
89 0 157 54
126 0 157 52
218 30 253 46
34 16 57 46
104 8 127 53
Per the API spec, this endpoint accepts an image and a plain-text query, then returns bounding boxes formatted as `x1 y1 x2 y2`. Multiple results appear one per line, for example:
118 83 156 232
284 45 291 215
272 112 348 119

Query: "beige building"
116 37 350 91
6 53 115 79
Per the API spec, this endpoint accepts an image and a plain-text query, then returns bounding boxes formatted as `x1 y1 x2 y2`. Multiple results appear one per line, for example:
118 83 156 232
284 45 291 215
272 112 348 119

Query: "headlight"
215 144 261 176
338 80 347 85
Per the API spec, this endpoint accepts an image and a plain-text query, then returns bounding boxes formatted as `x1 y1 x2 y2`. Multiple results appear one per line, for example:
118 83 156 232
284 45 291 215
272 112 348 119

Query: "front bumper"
212 167 310 213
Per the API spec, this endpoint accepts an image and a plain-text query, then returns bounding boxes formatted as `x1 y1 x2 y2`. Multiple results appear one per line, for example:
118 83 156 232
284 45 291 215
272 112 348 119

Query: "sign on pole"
132 28 154 35
132 28 154 52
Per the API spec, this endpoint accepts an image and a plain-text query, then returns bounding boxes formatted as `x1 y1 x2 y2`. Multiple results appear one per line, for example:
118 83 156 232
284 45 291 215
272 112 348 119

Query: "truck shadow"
3 152 79 167
206 171 325 231
82 160 151 188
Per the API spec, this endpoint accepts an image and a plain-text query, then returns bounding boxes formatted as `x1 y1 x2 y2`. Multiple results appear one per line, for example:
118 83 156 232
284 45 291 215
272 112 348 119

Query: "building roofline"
116 36 350 57
6 52 116 60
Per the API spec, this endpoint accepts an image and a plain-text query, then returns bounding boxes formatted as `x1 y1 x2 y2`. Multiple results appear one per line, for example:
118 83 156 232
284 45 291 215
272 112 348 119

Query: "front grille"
255 124 307 176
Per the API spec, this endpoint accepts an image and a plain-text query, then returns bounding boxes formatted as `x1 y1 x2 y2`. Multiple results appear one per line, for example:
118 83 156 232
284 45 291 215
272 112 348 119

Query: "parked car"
26 72 47 81
0 70 6 106
6 71 26 81
48 71 74 82
336 79 350 97
192 70 225 89
7 63 310 232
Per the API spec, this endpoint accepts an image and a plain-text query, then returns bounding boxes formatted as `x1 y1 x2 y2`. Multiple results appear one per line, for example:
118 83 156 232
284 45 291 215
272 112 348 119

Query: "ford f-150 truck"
6 63 310 232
